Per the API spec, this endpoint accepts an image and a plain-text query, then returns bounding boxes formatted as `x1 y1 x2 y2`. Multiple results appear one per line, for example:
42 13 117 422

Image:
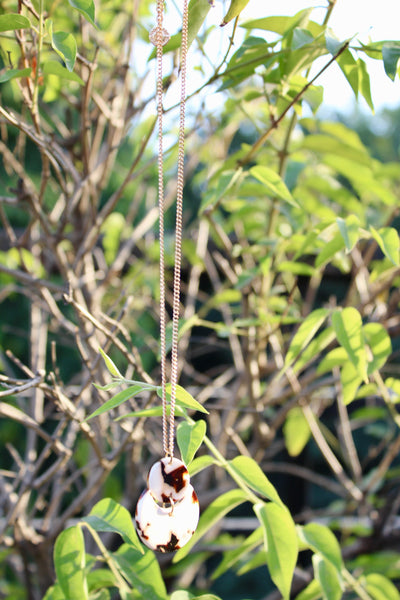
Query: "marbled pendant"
135 458 199 552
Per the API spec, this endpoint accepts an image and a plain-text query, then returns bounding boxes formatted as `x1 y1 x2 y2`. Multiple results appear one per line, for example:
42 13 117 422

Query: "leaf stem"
81 522 131 593
185 414 260 504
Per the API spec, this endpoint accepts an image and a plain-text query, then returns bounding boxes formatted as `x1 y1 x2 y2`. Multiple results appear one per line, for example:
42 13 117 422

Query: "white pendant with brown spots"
135 458 199 552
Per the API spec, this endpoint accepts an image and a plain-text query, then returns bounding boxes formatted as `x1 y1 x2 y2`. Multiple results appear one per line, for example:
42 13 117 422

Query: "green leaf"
364 573 400 600
211 527 264 579
0 13 30 31
316 347 347 375
382 42 400 81
42 61 84 84
277 261 315 276
98 347 123 378
336 215 360 252
229 455 283 506
177 420 207 465
325 31 344 56
250 166 299 208
370 226 400 266
221 0 251 26
332 307 368 383
54 525 88 600
52 31 77 72
86 383 155 421
283 407 310 457
193 596 223 600
312 555 342 600
254 502 298 600
68 0 97 27
42 583 66 600
87 568 117 592
358 57 374 110
118 405 183 420
200 169 243 213
363 323 392 374
298 523 343 572
315 233 345 268
173 489 249 562
341 361 362 405
0 68 31 83
188 454 217 476
157 384 209 414
337 48 359 96
284 308 329 370
292 327 336 375
170 593 193 600
83 498 144 553
241 15 295 34
114 544 167 600
294 578 322 600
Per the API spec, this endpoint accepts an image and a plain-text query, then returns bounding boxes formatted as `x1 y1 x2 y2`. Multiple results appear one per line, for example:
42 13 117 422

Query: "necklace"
135 0 200 553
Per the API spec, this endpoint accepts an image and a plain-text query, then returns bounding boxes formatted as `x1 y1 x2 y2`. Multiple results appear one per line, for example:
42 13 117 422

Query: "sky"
238 0 400 112
153 0 399 121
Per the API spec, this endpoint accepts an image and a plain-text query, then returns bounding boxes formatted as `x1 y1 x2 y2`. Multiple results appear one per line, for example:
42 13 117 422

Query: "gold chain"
152 0 189 457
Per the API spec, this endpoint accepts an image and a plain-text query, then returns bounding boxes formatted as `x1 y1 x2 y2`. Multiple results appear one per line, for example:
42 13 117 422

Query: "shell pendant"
135 457 199 553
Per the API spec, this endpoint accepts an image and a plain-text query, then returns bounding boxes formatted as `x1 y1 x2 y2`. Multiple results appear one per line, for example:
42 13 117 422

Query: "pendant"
135 457 199 553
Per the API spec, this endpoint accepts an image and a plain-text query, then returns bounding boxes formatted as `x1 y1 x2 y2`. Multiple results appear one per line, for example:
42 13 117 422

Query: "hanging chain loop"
152 0 189 458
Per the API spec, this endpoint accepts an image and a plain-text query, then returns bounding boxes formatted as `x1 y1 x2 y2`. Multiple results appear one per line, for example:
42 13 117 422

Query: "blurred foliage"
1 0 400 599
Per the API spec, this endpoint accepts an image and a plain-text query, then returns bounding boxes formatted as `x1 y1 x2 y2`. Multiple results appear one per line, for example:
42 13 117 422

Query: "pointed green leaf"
250 166 299 207
173 489 249 562
114 544 167 600
292 327 336 375
83 498 144 553
337 48 358 96
283 407 311 457
382 42 400 81
284 309 329 370
157 384 209 414
86 383 155 421
254 502 298 600
212 527 264 579
341 361 362 405
52 31 77 72
363 323 392 374
336 215 360 252
370 226 400 266
170 593 193 600
332 308 368 382
364 573 400 600
54 525 88 600
229 455 283 506
298 523 343 572
188 454 217 476
316 347 347 375
194 596 224 600
42 583 66 600
294 578 322 600
358 57 374 110
0 13 30 31
221 0 251 26
42 61 84 84
68 0 96 27
312 555 342 600
98 348 123 378
118 405 184 420
315 233 345 268
0 68 31 83
177 420 207 465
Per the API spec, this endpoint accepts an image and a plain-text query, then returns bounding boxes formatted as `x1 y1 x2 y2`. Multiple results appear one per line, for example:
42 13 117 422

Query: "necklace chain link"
154 0 189 457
